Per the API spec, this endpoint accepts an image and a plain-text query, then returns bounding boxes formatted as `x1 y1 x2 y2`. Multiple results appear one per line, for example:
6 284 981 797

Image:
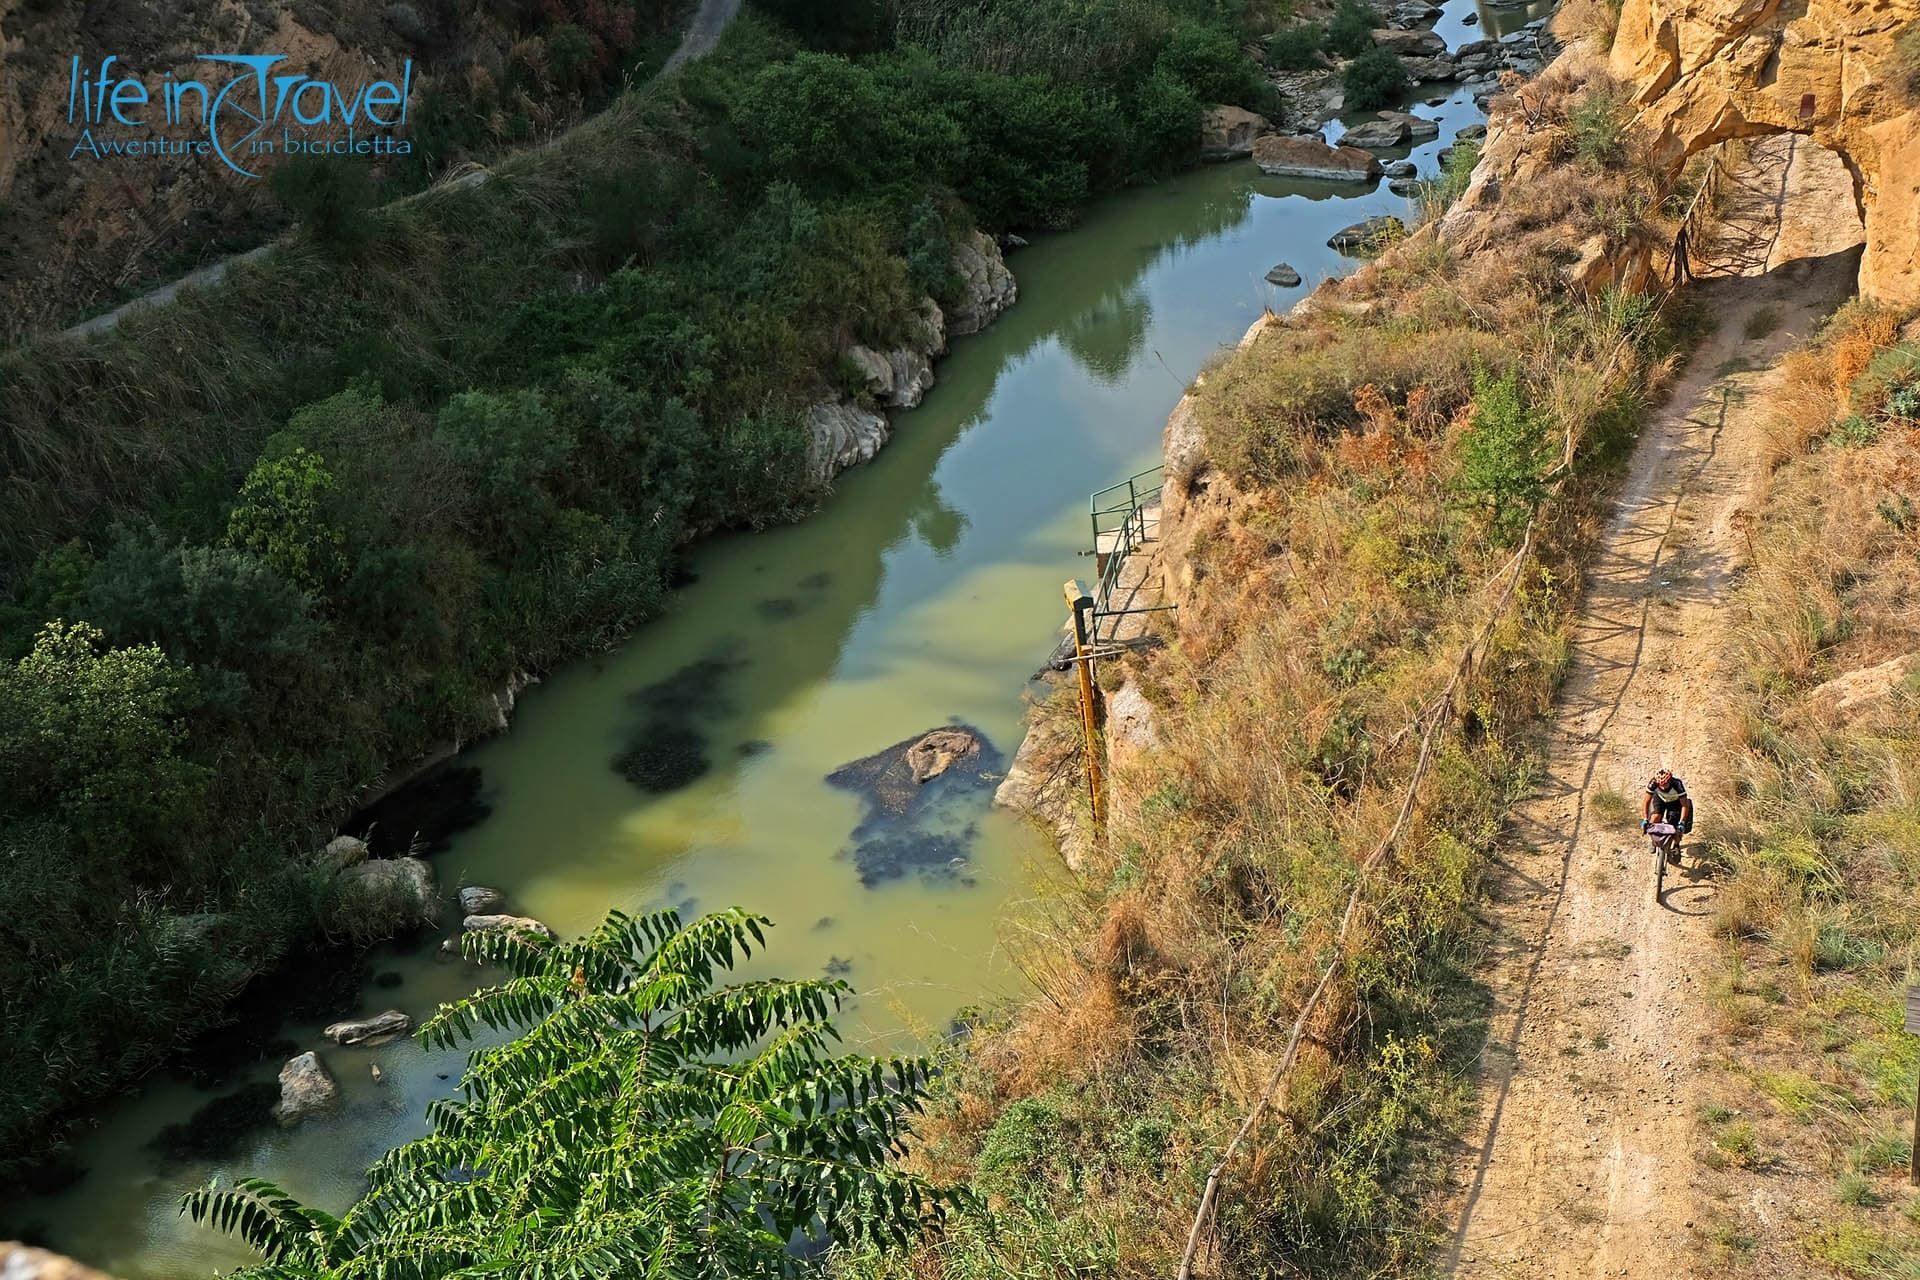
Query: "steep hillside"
0 0 687 337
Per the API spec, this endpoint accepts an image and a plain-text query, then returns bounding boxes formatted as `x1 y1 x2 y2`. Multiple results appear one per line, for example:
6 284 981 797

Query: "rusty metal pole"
1063 580 1106 831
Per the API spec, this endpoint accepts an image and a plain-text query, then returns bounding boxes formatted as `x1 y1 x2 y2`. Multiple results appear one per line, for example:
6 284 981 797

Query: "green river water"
5 80 1487 1277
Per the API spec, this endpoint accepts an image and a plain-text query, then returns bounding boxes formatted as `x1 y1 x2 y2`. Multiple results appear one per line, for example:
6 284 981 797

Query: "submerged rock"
458 885 505 915
1328 215 1406 254
272 1051 339 1126
150 1082 280 1162
826 725 1000 887
613 723 710 792
324 1009 413 1047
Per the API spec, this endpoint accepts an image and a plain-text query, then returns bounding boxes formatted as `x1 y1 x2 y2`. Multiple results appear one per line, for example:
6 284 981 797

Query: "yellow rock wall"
1610 0 1920 302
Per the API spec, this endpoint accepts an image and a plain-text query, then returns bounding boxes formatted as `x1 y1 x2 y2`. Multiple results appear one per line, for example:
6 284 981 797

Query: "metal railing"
1087 463 1174 639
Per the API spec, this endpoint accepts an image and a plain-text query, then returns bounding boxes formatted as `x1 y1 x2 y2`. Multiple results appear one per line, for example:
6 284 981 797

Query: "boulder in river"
272 1051 339 1126
324 1009 413 1047
1384 160 1418 178
826 725 1001 887
1371 26 1446 55
1265 262 1303 287
1328 215 1406 254
1337 118 1412 149
458 885 505 915
1389 177 1423 196
328 856 436 943
463 912 558 940
1377 110 1441 141
945 230 1017 337
1200 104 1273 161
1251 135 1382 181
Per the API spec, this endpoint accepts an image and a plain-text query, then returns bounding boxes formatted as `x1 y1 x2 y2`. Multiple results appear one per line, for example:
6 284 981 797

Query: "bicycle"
1646 821 1682 901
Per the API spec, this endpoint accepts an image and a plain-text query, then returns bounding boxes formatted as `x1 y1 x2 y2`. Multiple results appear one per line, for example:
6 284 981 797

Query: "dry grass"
1700 305 1920 1272
860 65 1687 1280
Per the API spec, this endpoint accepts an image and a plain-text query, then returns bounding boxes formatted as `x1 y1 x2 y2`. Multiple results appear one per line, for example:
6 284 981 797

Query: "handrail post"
1063 580 1107 833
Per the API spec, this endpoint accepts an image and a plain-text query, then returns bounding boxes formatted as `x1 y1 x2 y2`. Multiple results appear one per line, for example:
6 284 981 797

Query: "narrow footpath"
1443 134 1867 1278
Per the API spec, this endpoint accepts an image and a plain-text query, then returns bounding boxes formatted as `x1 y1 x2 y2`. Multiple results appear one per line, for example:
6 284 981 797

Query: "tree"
1341 47 1409 111
186 908 962 1276
1454 365 1554 544
0 621 207 864
227 447 348 589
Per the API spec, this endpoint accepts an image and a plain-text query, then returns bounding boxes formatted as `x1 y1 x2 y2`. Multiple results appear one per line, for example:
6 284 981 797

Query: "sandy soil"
1441 134 1868 1278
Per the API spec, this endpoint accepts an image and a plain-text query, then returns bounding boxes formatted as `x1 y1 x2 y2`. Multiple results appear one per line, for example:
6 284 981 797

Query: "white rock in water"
458 885 505 915
272 1051 339 1126
463 913 558 939
323 1009 413 1046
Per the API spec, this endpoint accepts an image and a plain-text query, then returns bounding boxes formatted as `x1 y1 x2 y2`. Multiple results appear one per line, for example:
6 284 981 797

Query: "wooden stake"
1063 580 1106 831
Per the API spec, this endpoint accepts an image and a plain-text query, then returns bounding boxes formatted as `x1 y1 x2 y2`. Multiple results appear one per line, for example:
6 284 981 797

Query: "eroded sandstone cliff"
1610 0 1920 302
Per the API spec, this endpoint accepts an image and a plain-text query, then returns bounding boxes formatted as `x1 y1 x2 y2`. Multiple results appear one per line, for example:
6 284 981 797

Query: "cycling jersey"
1646 774 1689 824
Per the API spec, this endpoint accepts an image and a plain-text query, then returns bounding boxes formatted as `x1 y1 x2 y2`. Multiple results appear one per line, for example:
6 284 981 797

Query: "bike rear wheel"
1653 839 1666 901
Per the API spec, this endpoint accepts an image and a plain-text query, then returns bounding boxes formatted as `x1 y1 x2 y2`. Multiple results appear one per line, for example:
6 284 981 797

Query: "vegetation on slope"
842 62 1689 1276
0 0 1270 1187
189 909 960 1276
1695 303 1920 1274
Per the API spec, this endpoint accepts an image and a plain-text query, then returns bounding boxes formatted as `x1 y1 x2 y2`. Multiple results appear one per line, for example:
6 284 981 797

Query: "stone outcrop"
458 885 506 915
1608 0 1920 302
846 344 936 409
1266 262 1303 286
1372 26 1446 55
1252 135 1383 181
321 835 368 869
904 727 983 783
1201 104 1275 160
805 402 890 488
463 912 558 939
946 231 1018 336
1339 118 1413 148
323 1009 413 1046
272 1051 339 1125
1328 215 1406 253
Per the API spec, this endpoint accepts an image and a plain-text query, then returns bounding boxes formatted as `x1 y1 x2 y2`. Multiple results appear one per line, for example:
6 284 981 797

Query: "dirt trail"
1443 134 1867 1278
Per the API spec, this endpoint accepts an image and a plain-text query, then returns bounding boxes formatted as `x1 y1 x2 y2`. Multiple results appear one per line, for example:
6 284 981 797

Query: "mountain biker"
1641 768 1693 861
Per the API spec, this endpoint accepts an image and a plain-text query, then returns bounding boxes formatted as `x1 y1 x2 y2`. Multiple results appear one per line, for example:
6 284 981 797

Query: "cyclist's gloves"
1641 819 1650 831
1679 820 1692 833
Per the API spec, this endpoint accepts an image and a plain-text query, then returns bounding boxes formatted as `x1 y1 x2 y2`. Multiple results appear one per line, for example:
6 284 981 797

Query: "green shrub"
1889 21 1920 106
1568 87 1630 168
1156 20 1266 105
1325 0 1378 56
188 909 962 1276
1268 21 1327 70
1342 48 1408 111
226 447 348 589
269 157 377 254
1454 365 1554 544
1420 138 1481 215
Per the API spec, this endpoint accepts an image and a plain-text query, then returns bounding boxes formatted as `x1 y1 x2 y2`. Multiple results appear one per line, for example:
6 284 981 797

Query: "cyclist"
1641 768 1693 862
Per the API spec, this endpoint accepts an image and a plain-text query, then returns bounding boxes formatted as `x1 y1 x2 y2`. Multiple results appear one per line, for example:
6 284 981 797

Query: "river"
3 69 1491 1279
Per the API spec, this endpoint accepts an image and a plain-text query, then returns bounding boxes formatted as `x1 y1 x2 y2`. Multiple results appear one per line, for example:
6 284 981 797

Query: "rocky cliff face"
1609 0 1920 302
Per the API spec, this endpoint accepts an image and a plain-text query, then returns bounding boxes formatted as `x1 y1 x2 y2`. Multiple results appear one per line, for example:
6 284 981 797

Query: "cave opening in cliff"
1688 133 1867 290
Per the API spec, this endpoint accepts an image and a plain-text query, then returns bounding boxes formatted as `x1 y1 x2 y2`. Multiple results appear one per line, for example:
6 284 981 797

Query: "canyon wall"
1610 0 1920 303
